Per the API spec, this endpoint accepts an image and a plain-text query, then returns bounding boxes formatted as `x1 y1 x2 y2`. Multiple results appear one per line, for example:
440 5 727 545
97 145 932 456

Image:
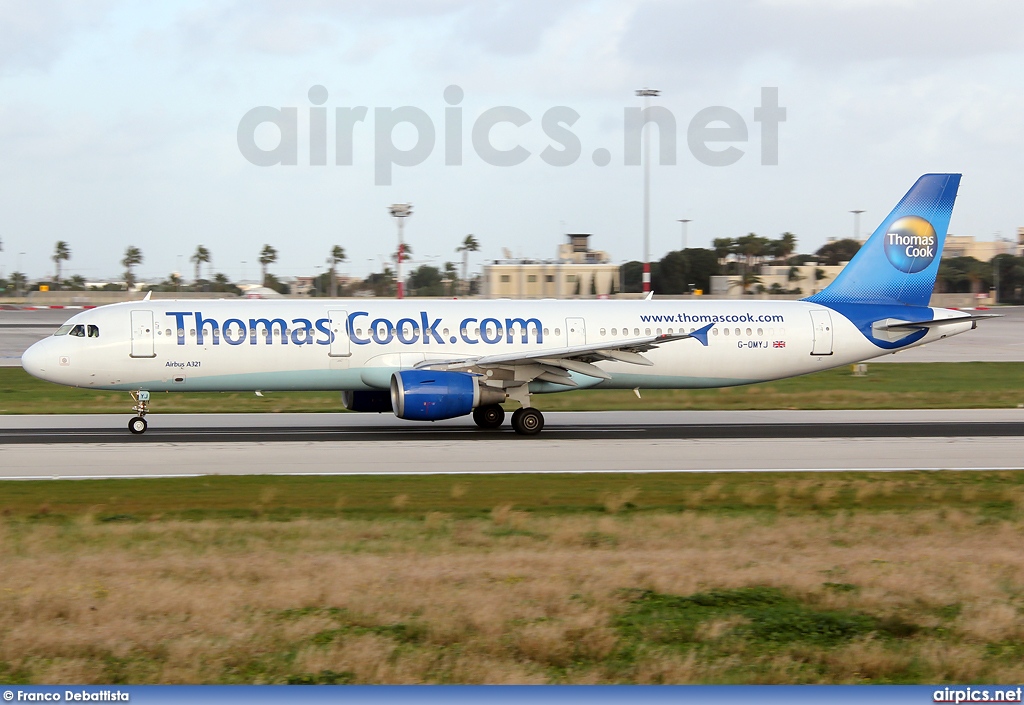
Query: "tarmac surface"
2 410 1022 479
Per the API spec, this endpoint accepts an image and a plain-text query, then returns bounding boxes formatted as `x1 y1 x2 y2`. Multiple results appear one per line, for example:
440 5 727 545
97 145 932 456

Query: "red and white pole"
396 220 405 300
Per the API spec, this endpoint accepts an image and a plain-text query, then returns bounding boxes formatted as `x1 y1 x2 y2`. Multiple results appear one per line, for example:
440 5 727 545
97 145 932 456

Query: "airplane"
21 173 994 436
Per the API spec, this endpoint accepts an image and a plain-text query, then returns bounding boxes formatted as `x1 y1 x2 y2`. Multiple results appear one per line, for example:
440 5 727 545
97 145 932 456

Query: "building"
709 262 846 297
483 234 620 298
943 235 1019 261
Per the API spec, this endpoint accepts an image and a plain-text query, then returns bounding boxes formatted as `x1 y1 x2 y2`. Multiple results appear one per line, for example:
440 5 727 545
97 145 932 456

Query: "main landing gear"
511 407 544 436
128 390 150 434
472 404 505 429
472 403 545 435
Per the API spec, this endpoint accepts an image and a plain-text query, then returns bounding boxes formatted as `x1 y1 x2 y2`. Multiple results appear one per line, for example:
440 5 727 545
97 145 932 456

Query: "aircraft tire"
511 407 544 436
128 416 148 435
473 404 505 429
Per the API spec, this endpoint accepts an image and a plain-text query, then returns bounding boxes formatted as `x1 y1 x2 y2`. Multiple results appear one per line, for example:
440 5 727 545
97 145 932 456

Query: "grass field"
1 362 1023 414
2 471 1024 684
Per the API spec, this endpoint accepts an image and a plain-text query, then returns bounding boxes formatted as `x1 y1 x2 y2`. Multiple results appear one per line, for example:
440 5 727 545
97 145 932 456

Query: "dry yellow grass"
2 510 1024 684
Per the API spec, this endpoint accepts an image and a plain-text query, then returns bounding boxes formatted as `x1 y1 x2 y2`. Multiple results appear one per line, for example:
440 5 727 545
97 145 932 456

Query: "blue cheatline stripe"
1 685 1016 704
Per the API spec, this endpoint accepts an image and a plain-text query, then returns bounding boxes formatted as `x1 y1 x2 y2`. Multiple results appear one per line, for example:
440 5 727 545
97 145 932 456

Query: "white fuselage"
21 298 972 394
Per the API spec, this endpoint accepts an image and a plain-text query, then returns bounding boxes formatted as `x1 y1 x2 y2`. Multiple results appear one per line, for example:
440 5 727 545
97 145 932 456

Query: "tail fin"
807 173 960 307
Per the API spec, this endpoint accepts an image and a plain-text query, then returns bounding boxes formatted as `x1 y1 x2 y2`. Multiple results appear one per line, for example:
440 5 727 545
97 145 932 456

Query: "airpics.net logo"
236 85 787 185
883 215 937 274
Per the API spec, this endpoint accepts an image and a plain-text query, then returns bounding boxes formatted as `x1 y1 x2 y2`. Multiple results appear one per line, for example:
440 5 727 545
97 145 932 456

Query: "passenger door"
130 310 156 358
809 309 833 356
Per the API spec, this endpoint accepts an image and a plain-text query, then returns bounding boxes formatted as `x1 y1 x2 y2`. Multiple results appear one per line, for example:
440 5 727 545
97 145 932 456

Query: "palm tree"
443 261 459 296
455 234 480 296
190 245 211 284
52 241 71 287
776 232 797 262
327 245 346 297
259 244 278 287
122 246 143 291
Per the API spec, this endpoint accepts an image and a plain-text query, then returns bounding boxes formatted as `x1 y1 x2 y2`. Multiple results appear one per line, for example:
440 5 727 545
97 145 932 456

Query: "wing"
414 322 714 388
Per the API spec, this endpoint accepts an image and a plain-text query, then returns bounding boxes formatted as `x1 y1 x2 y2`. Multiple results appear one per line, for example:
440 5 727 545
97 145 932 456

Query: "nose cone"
21 339 52 381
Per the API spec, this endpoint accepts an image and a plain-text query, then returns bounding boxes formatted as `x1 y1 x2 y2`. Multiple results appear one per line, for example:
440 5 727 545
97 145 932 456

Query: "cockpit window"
69 325 85 337
54 325 73 336
87 325 100 338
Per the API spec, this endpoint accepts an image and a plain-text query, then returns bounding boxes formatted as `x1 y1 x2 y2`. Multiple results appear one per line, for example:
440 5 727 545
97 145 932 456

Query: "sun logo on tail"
883 215 937 274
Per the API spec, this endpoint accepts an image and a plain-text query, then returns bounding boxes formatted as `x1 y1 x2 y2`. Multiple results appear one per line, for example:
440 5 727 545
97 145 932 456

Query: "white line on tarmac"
2 467 1024 481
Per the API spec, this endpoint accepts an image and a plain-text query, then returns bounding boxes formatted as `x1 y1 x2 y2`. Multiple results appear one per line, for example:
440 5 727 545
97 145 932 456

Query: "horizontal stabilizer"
875 314 1000 332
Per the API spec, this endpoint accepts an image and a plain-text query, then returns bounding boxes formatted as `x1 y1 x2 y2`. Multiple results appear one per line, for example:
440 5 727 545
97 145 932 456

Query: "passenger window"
757 328 763 336
554 328 561 336
87 325 100 338
745 328 752 336
54 325 73 336
70 325 85 337
656 328 662 335
634 328 640 336
600 328 606 336
611 328 617 336
723 328 730 336
645 328 651 336
712 328 719 336
543 328 549 336
165 329 172 337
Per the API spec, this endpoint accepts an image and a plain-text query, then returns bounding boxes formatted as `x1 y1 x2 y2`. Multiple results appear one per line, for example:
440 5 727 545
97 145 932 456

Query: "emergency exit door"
566 318 586 347
328 310 351 357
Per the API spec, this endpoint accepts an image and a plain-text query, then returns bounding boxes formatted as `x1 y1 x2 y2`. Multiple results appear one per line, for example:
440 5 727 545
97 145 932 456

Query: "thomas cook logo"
883 215 937 274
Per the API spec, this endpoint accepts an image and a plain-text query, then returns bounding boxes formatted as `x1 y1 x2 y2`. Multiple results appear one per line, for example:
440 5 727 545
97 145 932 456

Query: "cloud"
621 0 1024 69
0 0 116 73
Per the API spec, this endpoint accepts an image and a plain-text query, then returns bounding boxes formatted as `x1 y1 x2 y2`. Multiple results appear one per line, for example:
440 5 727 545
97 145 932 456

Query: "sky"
1 0 1022 283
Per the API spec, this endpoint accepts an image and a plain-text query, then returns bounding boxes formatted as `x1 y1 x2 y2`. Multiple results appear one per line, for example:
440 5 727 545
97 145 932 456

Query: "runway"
2 410 1022 479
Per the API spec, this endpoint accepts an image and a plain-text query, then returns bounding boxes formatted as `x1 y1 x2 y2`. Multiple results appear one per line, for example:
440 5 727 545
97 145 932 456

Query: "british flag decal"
773 340 786 348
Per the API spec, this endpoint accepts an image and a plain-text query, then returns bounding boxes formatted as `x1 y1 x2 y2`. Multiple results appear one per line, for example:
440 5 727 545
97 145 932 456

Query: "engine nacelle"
390 370 505 421
341 390 393 413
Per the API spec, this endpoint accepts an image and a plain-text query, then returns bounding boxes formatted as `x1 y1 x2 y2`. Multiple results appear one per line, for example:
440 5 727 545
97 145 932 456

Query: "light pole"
677 219 692 251
388 203 413 299
636 88 660 294
993 232 1010 305
17 251 25 297
850 210 865 241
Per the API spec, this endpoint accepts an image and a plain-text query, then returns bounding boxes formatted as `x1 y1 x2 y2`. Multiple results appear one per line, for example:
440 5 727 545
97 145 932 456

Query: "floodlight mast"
636 88 660 294
677 219 692 251
850 210 865 240
389 203 413 299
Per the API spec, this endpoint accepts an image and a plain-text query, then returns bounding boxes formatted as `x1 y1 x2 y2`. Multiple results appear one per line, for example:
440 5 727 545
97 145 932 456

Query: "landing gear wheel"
473 404 505 429
128 416 148 434
511 407 544 436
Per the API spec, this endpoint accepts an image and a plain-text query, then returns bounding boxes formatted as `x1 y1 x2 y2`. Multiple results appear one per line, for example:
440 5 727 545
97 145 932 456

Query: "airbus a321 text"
22 174 993 436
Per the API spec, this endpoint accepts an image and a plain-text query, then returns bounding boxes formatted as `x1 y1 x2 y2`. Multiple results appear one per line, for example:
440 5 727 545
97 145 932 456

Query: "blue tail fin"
806 173 960 307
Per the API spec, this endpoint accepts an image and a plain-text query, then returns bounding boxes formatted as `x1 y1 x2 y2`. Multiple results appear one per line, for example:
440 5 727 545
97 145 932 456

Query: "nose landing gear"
129 390 150 434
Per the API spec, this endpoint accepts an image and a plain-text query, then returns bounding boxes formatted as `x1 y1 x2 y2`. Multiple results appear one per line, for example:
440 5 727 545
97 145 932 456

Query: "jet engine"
390 370 506 421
